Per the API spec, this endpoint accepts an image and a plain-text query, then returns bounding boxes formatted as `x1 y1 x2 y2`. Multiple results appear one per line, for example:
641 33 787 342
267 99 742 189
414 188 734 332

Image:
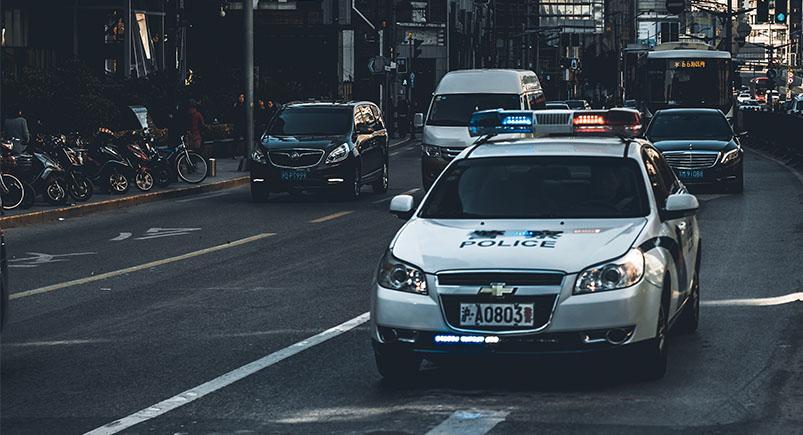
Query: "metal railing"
740 110 803 166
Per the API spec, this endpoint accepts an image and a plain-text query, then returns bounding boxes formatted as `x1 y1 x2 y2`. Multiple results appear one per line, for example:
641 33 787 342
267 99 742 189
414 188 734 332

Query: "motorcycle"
14 139 69 205
43 134 94 202
82 129 135 194
115 131 155 192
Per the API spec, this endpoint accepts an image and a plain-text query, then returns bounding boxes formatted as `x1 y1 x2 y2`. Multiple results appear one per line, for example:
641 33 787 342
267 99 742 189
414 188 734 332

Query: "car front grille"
440 146 464 161
535 112 571 125
662 151 720 169
438 272 564 286
268 149 324 168
440 294 558 332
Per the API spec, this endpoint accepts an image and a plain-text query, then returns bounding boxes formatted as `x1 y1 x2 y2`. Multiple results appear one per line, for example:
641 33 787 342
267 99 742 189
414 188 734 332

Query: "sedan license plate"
280 169 308 182
459 303 535 327
677 169 704 180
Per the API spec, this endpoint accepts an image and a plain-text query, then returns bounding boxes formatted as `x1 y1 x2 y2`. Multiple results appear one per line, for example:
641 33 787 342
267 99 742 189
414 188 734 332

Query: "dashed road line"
10 232 275 300
426 410 510 435
389 138 413 149
84 312 370 435
309 211 353 223
372 188 421 204
177 190 236 203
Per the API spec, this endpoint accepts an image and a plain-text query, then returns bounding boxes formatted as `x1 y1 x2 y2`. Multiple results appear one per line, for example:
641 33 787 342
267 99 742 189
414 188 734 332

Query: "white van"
417 69 545 189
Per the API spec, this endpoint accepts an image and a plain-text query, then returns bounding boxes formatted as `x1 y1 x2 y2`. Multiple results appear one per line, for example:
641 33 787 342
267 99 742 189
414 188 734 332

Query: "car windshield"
268 107 352 136
427 94 520 126
647 111 733 141
420 156 650 219
545 103 570 110
565 100 587 109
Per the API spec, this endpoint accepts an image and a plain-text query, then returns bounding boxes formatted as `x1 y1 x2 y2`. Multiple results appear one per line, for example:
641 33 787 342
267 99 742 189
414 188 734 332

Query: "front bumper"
370 274 662 356
250 157 356 192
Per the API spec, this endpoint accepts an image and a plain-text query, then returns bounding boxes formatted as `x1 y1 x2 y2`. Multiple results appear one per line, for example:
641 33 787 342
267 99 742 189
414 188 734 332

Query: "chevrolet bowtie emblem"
478 282 517 297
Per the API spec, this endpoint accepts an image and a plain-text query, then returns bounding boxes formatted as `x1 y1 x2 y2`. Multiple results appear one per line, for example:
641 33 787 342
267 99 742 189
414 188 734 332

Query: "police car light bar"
572 109 642 137
468 110 536 137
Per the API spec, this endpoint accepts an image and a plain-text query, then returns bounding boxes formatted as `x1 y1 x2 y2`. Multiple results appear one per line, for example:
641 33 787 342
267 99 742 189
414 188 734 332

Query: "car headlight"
251 148 268 164
326 143 350 164
422 144 441 158
720 148 740 165
377 251 428 295
574 249 644 295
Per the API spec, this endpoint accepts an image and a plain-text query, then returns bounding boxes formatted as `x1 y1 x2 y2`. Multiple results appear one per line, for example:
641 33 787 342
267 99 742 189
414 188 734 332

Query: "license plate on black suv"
459 303 535 327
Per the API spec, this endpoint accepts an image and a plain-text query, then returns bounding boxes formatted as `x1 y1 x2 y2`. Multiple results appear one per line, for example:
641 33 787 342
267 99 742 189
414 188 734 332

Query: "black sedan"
250 102 389 201
645 108 744 193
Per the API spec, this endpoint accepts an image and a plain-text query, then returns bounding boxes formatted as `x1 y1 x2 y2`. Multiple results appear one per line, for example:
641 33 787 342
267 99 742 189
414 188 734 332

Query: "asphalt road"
1 143 801 435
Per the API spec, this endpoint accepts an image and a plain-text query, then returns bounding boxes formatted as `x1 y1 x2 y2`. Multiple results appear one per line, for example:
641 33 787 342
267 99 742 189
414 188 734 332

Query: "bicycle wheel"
176 152 208 184
1 174 26 210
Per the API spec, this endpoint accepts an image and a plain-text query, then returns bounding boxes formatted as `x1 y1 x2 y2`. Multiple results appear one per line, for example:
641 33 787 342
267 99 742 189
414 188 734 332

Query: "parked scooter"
43 134 94 202
13 139 69 205
82 128 135 194
115 131 155 191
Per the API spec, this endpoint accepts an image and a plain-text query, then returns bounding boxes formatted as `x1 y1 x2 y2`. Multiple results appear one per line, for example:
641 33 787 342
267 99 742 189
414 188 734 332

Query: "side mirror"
413 113 424 129
661 193 699 221
389 194 415 220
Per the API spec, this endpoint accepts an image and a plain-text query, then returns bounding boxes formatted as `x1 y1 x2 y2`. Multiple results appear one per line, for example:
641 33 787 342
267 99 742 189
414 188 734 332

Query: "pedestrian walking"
232 93 247 158
2 107 31 154
186 103 208 156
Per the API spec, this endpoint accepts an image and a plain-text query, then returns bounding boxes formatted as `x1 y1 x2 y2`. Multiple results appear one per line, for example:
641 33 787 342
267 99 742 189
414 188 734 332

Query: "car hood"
261 135 346 150
422 126 474 149
651 139 734 152
391 218 648 274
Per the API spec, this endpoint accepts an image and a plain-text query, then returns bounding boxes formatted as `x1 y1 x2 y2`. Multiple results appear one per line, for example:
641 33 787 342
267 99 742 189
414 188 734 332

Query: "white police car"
370 109 701 381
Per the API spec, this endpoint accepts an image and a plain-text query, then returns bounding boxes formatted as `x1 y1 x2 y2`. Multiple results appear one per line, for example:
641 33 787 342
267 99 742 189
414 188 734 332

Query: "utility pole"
725 0 733 53
242 0 255 169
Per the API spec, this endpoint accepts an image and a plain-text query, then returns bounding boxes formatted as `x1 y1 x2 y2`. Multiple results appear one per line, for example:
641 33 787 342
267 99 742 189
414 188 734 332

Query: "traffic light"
757 0 769 23
774 0 787 23
412 39 423 58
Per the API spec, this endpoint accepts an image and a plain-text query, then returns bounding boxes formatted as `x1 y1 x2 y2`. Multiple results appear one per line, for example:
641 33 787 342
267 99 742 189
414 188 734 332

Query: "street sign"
368 56 388 74
396 57 408 74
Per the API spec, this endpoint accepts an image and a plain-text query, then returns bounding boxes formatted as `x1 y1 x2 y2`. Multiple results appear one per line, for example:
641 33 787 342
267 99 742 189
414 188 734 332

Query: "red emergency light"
572 109 643 137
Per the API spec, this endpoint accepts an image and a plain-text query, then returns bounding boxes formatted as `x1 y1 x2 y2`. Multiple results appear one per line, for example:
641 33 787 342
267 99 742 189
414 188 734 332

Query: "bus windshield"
642 57 731 113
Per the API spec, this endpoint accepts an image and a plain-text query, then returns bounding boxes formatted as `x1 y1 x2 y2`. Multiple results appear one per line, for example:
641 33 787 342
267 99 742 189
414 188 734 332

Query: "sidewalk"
0 158 248 228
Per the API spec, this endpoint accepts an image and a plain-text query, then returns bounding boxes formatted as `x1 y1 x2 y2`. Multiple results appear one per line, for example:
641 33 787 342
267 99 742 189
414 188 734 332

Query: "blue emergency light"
468 110 536 137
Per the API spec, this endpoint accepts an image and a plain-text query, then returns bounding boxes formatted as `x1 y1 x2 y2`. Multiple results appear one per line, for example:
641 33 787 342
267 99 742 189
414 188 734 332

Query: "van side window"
527 92 546 110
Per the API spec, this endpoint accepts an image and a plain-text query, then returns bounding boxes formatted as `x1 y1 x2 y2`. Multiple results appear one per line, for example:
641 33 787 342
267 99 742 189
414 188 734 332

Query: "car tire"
374 347 421 383
372 162 389 194
341 168 361 200
250 182 270 202
675 266 700 335
632 280 670 381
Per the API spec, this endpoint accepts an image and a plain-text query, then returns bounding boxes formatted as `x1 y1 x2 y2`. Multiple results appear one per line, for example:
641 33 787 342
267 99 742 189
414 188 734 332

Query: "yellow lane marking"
309 211 353 223
10 233 276 300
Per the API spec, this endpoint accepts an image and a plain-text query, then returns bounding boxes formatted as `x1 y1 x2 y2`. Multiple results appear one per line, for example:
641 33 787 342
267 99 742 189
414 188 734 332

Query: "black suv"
250 102 389 201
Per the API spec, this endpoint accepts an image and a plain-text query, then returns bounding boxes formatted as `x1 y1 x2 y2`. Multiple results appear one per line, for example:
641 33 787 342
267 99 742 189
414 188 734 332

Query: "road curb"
0 176 249 229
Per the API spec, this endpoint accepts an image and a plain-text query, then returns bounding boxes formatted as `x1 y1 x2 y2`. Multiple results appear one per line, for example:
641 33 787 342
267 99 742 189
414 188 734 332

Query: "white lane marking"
134 227 202 240
390 145 415 157
9 252 97 269
10 233 275 300
4 339 114 347
747 148 803 185
702 292 803 307
371 188 421 204
696 194 729 202
110 232 132 241
176 191 234 203
309 210 353 223
426 410 509 435
85 312 370 435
